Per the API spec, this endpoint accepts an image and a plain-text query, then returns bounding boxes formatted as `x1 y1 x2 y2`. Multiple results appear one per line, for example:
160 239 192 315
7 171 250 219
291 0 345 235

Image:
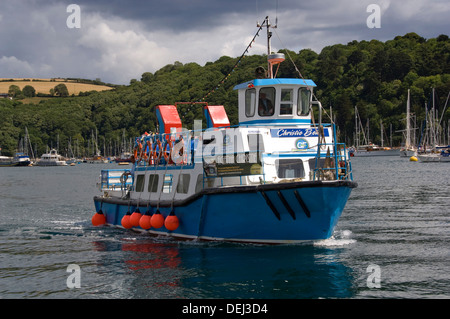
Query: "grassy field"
0 78 114 95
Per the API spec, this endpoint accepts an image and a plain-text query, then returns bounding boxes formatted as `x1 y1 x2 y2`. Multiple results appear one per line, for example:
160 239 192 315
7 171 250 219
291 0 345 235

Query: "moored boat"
400 148 417 158
87 153 108 164
115 152 132 163
92 17 357 244
399 89 418 157
351 106 398 157
350 144 399 157
417 146 450 162
0 155 14 167
12 152 31 166
36 149 68 166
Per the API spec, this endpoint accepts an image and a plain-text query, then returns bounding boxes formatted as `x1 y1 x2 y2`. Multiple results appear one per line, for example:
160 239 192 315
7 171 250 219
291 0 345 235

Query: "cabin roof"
233 78 317 90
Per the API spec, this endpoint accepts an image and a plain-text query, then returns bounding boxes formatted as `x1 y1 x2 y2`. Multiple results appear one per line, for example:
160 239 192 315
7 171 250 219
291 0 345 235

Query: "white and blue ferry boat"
92 17 357 244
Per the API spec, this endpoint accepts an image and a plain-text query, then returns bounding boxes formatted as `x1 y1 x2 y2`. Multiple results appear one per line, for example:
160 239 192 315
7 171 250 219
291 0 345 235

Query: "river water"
0 156 448 300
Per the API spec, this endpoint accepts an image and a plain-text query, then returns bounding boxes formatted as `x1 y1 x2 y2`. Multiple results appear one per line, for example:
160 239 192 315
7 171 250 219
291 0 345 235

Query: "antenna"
274 0 278 28
256 0 278 28
256 0 260 26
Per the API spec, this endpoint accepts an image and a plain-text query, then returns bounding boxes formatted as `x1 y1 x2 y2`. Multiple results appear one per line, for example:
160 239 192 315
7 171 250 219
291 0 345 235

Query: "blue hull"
94 180 356 244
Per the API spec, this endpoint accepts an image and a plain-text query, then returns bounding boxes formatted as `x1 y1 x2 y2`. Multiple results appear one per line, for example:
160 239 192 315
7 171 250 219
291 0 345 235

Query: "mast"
406 89 411 149
431 88 437 149
25 127 35 160
261 16 283 79
390 123 393 147
266 16 272 78
424 102 428 150
380 120 384 147
355 106 358 148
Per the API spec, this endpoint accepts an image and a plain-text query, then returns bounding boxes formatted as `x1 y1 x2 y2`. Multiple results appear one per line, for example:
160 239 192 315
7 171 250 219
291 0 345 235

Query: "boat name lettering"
270 128 329 138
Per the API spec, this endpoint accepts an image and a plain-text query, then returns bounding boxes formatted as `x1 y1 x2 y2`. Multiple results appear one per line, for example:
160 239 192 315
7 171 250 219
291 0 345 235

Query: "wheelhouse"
234 78 317 126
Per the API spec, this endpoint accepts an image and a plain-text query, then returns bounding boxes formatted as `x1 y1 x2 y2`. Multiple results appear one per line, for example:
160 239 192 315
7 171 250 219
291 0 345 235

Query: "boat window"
135 174 145 192
247 134 265 153
195 174 204 193
276 159 305 178
177 174 191 194
245 88 256 117
162 174 173 193
258 87 275 116
280 89 293 115
147 174 159 192
297 88 311 115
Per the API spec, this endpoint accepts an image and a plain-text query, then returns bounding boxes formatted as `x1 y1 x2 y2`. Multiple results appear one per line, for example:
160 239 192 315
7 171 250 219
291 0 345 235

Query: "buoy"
130 208 142 227
150 210 165 229
121 212 133 229
410 156 418 162
164 211 179 231
139 211 152 229
92 210 106 226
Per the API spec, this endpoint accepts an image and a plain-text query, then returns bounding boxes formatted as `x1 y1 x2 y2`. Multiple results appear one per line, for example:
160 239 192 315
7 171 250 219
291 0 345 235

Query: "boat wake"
313 230 356 247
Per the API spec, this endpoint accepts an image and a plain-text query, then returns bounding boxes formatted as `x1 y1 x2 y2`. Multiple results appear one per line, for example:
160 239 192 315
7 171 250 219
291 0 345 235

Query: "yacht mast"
380 120 384 147
406 89 411 149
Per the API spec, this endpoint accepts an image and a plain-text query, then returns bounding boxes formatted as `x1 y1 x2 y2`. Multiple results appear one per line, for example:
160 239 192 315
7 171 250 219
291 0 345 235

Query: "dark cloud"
72 0 259 31
0 0 448 84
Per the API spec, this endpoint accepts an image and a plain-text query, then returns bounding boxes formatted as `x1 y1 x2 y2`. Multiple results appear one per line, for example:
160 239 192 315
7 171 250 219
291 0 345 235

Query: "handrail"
100 169 133 191
312 139 352 181
132 121 353 184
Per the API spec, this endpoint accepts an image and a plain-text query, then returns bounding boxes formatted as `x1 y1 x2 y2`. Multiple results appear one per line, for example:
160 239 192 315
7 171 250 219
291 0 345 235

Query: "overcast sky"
0 0 448 84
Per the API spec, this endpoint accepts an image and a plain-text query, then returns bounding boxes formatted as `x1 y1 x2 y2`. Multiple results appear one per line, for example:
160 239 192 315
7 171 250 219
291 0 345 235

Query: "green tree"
141 72 154 83
8 85 21 98
316 45 347 89
22 85 36 97
54 83 69 97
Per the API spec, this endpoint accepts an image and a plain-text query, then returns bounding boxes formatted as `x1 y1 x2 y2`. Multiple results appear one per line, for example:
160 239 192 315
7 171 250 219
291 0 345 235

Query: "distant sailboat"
350 106 398 157
418 89 450 162
115 129 133 163
87 129 108 163
10 127 34 166
400 89 418 157
418 145 450 162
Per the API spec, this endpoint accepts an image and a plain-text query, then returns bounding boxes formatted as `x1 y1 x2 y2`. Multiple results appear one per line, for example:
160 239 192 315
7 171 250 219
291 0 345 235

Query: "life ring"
152 139 162 164
139 142 147 161
147 138 154 165
134 141 143 162
163 140 173 164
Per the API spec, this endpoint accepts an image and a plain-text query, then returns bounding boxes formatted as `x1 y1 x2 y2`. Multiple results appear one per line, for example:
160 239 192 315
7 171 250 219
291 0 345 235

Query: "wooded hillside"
0 32 449 157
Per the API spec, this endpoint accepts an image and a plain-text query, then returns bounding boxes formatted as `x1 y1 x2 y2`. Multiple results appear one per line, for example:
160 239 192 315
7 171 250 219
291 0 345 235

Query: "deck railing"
99 169 134 191
312 123 353 181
